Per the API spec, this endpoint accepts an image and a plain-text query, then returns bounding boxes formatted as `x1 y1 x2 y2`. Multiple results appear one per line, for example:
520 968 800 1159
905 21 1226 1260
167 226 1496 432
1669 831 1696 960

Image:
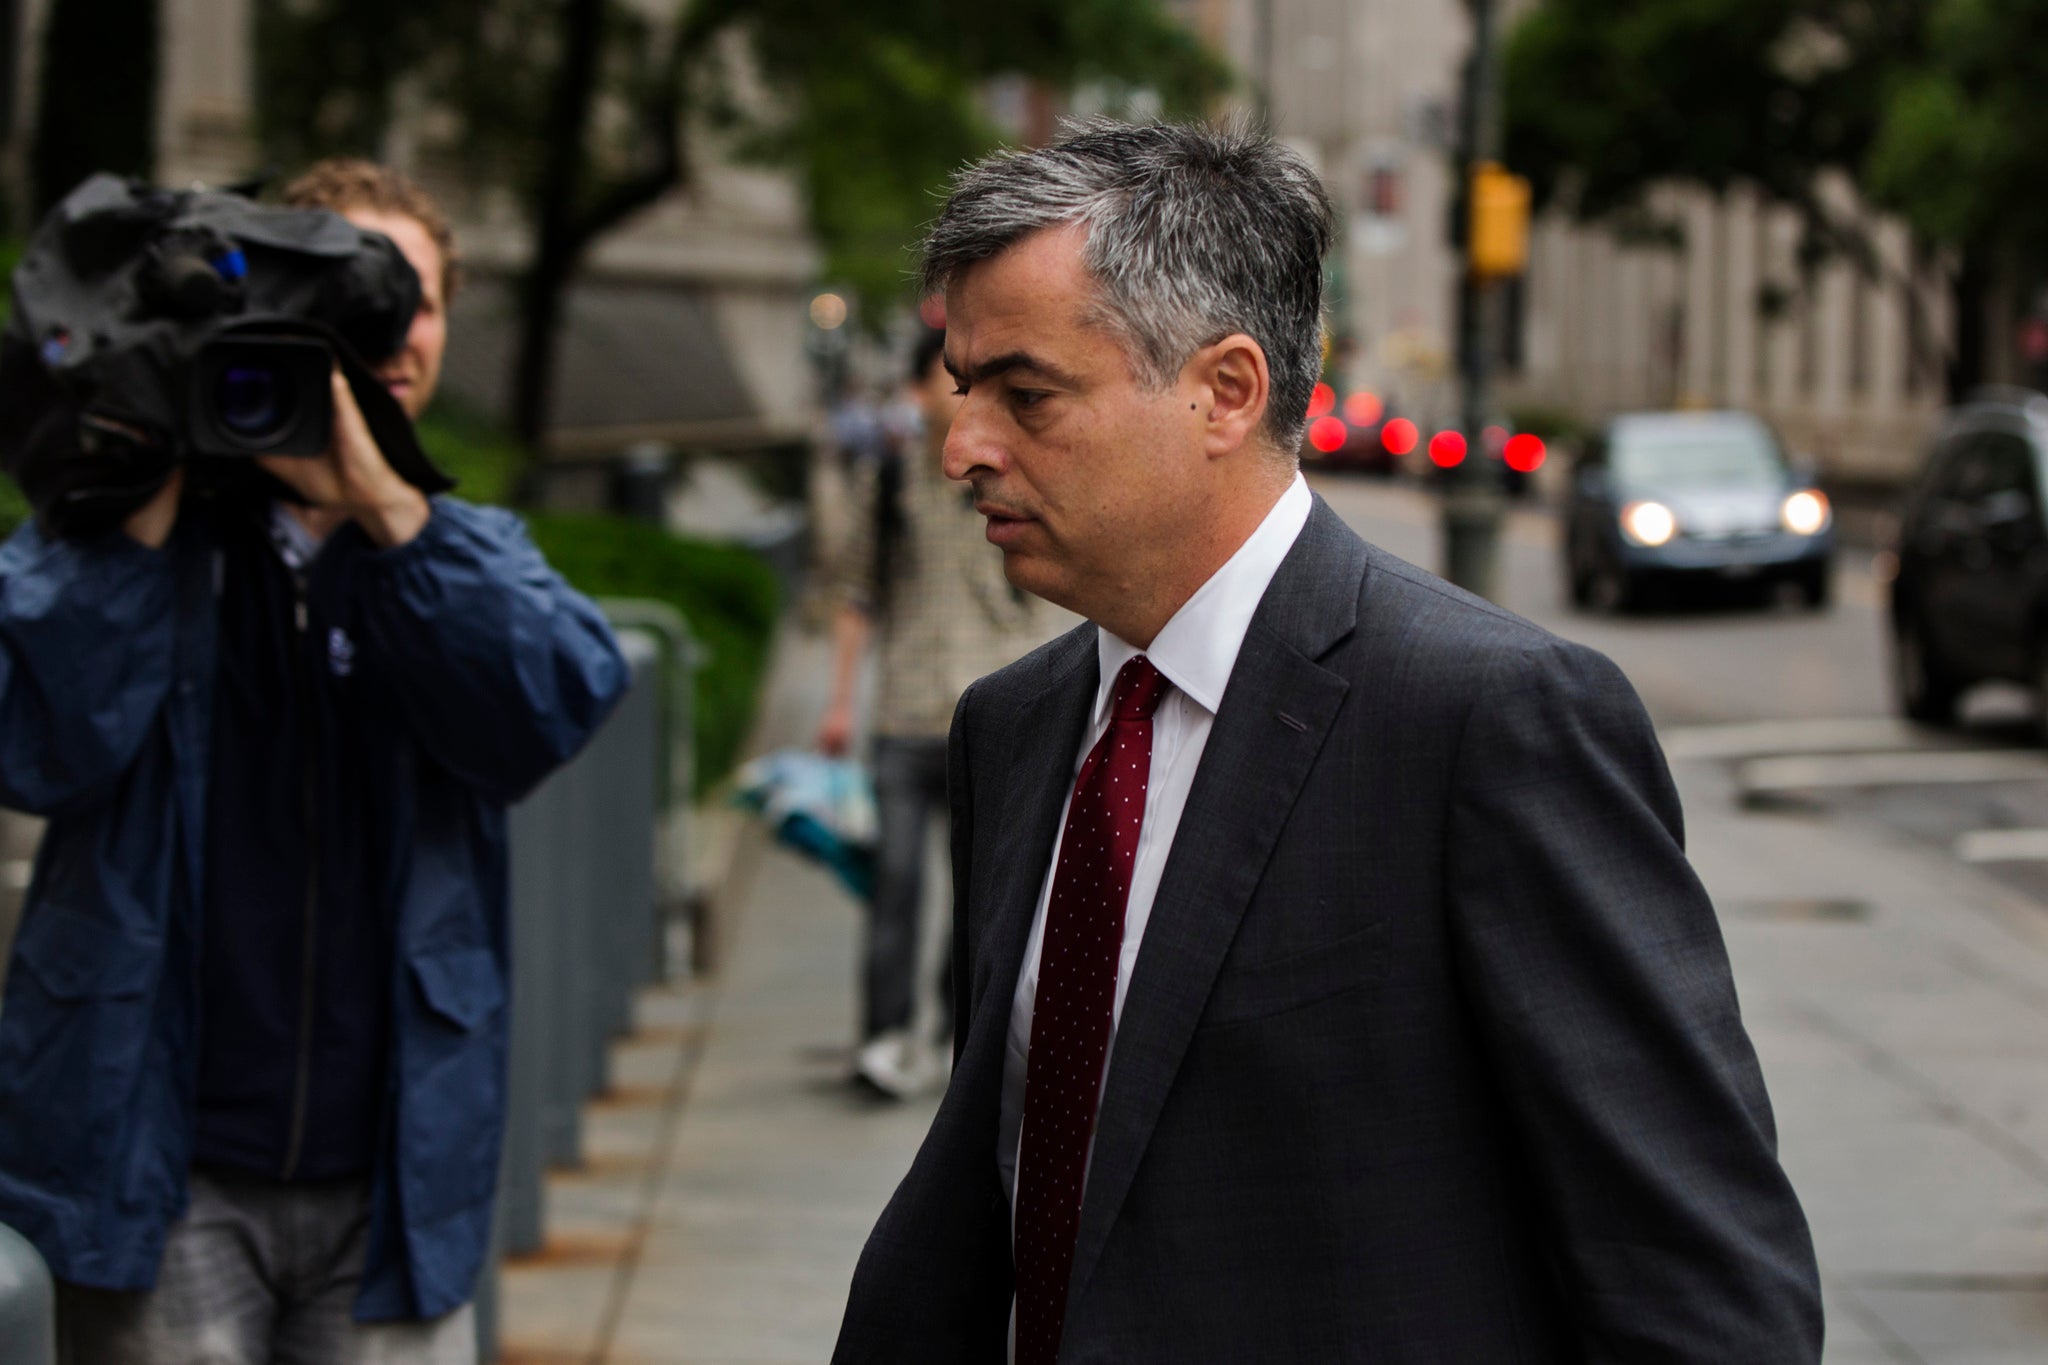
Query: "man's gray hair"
921 119 1334 449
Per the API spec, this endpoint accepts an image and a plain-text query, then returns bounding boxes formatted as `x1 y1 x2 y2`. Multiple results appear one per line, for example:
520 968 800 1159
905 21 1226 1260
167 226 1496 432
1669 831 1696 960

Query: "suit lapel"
1067 497 1370 1301
958 627 1098 1080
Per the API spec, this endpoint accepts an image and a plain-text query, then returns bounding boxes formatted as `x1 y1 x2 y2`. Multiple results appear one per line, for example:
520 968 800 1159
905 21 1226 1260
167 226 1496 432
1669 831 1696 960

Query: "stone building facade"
9 0 820 470
1200 0 1950 484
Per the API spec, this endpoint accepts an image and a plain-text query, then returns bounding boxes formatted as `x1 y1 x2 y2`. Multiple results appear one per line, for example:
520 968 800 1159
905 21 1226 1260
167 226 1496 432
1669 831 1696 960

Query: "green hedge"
522 510 779 798
419 406 781 796
416 403 520 508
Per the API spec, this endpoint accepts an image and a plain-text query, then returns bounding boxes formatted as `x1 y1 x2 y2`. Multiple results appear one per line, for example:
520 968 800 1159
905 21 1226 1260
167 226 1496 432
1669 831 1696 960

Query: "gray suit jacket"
833 497 1822 1363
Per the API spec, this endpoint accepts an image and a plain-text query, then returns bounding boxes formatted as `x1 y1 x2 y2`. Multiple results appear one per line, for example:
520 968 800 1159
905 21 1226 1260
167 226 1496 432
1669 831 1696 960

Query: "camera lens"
217 365 294 441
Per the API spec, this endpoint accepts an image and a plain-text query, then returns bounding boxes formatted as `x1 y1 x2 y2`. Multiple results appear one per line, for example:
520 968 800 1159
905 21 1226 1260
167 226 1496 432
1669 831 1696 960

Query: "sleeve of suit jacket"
1445 635 1822 1362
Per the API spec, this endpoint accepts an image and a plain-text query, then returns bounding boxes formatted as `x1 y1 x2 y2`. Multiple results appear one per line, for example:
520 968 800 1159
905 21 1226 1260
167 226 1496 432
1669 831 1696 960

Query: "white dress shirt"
997 473 1313 1210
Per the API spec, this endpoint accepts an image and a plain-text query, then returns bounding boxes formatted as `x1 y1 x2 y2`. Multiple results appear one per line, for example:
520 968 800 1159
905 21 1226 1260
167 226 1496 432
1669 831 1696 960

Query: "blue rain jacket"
0 497 628 1319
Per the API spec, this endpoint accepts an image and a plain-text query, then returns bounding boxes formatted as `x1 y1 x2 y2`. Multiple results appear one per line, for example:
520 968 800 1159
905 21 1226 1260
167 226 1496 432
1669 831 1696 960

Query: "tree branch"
558 0 726 264
1780 180 1956 389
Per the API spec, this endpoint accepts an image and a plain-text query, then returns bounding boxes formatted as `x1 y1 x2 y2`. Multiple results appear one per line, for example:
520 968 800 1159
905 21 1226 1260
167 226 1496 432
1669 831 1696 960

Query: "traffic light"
1467 162 1530 280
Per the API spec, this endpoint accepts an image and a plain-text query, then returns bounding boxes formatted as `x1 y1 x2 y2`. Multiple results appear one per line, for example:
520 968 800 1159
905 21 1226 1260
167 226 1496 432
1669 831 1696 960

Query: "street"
507 475 2048 1364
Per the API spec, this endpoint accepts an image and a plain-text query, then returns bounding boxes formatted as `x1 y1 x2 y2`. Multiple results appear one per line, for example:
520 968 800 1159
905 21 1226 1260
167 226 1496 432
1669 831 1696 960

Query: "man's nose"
942 399 1004 483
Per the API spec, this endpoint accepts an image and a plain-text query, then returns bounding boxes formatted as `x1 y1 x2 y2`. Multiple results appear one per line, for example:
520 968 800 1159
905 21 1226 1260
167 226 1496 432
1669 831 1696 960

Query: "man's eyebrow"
945 351 1079 388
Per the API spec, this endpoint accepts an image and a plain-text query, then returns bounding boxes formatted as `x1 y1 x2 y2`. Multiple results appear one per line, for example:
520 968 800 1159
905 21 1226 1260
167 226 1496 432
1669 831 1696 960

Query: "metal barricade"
498 633 655 1253
595 597 704 972
482 602 700 1360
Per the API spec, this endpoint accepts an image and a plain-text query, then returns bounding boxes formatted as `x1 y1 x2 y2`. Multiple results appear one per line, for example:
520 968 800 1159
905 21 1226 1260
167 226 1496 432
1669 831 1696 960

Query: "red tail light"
1504 433 1546 472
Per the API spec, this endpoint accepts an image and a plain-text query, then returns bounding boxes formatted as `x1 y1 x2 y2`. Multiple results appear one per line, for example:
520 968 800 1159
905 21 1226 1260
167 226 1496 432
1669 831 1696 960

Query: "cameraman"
0 160 627 1365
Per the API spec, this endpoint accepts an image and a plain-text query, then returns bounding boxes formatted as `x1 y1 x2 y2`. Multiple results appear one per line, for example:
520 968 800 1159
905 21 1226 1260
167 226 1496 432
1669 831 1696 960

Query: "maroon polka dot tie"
1014 654 1171 1365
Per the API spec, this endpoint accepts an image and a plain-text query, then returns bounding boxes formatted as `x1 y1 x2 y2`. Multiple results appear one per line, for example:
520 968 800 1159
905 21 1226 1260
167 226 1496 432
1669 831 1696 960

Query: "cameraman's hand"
258 370 430 549
123 468 184 549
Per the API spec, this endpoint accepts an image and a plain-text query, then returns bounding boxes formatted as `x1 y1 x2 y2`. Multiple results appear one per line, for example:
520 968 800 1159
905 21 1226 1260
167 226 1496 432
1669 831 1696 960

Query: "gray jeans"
55 1169 476 1365
865 736 951 1040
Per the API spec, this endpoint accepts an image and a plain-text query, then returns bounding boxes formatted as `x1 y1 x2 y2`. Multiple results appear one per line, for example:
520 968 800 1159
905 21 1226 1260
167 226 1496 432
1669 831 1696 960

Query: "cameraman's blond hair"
282 158 461 300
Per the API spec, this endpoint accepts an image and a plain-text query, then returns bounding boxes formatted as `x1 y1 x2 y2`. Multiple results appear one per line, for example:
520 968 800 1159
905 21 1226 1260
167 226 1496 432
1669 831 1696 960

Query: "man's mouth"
976 501 1035 546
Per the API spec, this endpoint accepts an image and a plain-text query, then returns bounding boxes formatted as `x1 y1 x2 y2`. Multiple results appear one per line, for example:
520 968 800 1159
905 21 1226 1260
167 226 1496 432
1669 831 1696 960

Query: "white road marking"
1956 829 2048 863
1739 750 2048 794
1660 717 1967 761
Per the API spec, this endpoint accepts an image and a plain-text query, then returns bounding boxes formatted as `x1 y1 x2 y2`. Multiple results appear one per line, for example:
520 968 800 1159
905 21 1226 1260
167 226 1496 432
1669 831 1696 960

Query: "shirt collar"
1093 472 1314 725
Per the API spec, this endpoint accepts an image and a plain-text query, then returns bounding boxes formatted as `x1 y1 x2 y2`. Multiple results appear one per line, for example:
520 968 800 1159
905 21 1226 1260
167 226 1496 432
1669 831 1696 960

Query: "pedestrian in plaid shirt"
815 327 1044 1098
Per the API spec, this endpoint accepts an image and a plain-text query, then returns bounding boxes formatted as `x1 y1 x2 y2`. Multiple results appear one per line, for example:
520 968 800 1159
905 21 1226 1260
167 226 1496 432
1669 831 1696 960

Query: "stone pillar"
156 0 253 190
2 0 39 226
1522 214 1563 400
1763 205 1804 411
1616 244 1650 410
1721 186 1759 410
1681 189 1717 406
1813 178 1855 420
13 0 42 143
1540 219 1578 414
1868 218 1911 418
1585 229 1618 414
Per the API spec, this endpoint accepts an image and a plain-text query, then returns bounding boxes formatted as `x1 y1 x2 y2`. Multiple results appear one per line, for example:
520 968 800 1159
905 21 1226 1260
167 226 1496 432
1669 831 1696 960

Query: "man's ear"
1187 334 1271 459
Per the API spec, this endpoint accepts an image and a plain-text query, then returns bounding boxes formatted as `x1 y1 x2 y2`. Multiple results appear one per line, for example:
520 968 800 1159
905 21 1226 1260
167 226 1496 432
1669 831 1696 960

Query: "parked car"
1419 419 1547 500
1889 387 2048 727
1299 386 1409 475
1564 410 1833 611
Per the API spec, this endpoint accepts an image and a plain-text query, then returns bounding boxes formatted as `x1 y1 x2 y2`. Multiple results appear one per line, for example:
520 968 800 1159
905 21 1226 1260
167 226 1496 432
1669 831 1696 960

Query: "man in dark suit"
832 119 1822 1364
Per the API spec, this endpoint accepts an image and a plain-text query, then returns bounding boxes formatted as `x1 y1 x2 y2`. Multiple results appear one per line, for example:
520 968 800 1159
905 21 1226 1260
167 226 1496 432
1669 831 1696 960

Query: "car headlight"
1781 489 1831 536
1620 500 1677 547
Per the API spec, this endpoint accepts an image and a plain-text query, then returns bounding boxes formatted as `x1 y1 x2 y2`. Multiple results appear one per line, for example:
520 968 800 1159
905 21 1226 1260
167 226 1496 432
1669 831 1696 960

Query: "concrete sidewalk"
1682 745 2048 1364
502 621 2048 1364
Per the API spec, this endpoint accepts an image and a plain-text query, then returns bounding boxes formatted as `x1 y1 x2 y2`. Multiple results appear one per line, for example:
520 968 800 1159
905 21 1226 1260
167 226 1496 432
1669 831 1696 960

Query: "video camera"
0 175 452 539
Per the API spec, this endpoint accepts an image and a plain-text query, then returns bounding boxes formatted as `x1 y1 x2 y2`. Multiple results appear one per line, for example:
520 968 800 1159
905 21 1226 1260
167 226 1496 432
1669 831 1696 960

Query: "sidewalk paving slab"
1686 757 2048 1362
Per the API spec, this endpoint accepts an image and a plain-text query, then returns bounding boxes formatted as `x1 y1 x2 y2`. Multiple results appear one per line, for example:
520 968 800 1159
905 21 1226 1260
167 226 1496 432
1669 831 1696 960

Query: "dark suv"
1890 388 2048 726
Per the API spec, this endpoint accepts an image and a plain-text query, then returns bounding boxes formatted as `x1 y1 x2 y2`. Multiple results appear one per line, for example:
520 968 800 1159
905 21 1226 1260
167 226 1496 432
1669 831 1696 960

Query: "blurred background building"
0 0 2024 494
1203 0 1952 485
6 0 818 501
